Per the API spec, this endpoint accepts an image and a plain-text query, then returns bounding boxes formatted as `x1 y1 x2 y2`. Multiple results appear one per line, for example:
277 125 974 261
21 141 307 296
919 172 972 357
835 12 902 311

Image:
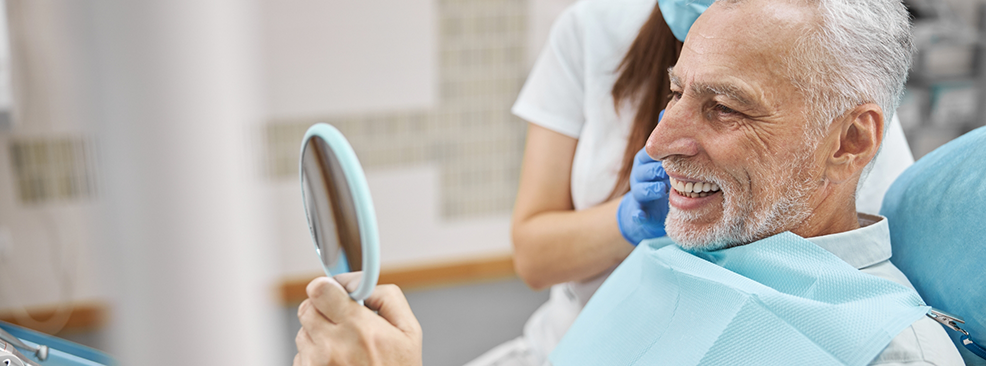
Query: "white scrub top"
492 0 916 363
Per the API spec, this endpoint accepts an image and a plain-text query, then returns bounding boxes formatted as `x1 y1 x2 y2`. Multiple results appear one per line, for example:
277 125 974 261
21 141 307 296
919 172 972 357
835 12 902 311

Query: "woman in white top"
469 0 916 364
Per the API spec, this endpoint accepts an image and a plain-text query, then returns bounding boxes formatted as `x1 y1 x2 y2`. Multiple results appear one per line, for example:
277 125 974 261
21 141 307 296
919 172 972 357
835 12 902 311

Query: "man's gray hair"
782 0 915 134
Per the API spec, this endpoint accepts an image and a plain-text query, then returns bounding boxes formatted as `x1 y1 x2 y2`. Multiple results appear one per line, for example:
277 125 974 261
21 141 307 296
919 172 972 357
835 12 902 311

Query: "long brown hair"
608 4 683 199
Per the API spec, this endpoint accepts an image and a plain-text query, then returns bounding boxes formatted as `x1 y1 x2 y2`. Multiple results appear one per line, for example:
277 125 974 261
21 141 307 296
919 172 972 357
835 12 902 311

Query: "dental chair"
0 320 114 366
881 125 986 365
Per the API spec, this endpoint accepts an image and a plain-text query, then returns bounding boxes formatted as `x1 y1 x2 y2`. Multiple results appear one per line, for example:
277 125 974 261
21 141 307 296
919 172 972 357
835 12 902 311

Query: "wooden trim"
0 256 517 333
280 254 516 304
0 302 108 335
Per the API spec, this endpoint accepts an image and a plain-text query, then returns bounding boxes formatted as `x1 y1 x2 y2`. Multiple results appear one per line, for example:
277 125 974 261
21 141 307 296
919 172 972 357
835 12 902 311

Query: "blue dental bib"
550 232 929 365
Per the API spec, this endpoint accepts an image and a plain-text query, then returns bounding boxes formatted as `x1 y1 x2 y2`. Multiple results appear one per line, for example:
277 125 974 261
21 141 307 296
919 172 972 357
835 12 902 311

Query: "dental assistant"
473 0 918 364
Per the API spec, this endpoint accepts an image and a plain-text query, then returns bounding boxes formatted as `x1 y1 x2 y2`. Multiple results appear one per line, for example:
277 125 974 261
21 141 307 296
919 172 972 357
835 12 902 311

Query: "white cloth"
543 214 960 366
806 214 964 366
470 216 963 366
481 0 920 364
512 0 652 212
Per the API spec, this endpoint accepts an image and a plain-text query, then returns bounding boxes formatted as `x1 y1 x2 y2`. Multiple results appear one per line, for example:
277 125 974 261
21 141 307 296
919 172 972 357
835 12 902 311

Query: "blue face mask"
658 0 716 42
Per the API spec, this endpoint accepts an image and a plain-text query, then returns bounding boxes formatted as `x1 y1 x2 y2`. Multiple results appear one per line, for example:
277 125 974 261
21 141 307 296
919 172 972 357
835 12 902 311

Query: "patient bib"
549 232 929 366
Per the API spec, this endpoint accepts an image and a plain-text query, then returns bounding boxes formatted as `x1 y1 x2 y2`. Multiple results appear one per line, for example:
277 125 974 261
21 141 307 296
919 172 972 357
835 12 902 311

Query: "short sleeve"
512 4 586 139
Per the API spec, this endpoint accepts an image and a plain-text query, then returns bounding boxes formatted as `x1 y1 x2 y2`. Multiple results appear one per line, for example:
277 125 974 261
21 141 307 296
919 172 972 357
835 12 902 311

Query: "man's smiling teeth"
669 177 721 198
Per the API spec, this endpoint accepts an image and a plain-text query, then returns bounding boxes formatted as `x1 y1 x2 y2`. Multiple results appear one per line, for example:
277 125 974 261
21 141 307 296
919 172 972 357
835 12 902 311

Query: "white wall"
0 0 590 361
0 0 103 315
0 0 588 310
527 0 578 69
277 164 512 280
265 0 523 279
0 0 523 322
262 0 436 119
89 0 285 364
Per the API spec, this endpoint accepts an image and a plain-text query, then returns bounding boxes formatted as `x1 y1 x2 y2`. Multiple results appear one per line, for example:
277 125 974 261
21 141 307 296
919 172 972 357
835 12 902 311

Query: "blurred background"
0 0 982 365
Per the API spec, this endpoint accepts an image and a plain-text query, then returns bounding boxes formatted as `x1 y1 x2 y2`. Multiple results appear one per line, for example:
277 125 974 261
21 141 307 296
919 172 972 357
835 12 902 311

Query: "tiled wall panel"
8 137 96 204
267 0 529 218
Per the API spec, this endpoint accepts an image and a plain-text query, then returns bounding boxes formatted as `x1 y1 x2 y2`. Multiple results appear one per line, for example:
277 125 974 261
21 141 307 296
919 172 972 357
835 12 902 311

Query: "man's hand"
294 272 423 366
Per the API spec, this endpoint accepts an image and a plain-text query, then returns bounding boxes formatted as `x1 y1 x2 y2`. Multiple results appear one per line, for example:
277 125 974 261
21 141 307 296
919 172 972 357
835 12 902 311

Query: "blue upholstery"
0 321 115 365
881 126 986 364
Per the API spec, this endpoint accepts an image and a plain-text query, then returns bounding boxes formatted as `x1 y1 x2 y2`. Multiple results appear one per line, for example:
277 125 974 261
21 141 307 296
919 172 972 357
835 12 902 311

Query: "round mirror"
299 123 380 301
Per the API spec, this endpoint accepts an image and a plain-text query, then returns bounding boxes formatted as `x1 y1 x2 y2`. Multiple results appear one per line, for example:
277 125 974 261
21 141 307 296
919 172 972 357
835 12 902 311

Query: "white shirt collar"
805 213 892 269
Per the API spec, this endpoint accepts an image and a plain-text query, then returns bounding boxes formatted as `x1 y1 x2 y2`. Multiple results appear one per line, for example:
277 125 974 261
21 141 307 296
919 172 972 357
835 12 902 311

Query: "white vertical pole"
91 0 282 363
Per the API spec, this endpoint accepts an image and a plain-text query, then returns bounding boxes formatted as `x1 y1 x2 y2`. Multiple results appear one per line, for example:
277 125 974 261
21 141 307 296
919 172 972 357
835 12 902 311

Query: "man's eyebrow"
667 67 757 108
697 82 756 107
668 67 682 88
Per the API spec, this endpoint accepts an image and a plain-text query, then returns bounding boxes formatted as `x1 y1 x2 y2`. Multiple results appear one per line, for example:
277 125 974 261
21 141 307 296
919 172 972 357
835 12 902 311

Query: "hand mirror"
299 123 380 301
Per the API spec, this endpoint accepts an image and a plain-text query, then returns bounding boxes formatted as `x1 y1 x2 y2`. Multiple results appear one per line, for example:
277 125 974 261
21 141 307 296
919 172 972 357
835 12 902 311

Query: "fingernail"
306 278 323 299
345 279 360 293
297 301 308 317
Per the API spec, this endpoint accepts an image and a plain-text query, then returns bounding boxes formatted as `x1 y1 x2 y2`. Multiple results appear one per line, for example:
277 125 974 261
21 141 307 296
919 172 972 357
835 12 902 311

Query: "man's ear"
825 103 884 184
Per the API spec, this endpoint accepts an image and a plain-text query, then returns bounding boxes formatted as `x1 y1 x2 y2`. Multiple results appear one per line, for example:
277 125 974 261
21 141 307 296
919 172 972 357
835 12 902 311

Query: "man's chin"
665 219 739 252
666 207 813 252
668 234 735 252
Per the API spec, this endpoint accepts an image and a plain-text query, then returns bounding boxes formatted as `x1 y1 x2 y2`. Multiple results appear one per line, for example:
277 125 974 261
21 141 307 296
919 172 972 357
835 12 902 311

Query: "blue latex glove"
617 148 671 246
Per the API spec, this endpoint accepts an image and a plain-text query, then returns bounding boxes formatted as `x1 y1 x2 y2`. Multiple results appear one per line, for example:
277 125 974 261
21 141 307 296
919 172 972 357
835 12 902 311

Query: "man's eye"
714 103 737 115
668 91 683 101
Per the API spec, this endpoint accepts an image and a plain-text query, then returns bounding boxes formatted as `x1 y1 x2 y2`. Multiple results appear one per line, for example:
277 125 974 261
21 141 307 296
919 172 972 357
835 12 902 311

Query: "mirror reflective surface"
302 136 363 273
299 123 379 301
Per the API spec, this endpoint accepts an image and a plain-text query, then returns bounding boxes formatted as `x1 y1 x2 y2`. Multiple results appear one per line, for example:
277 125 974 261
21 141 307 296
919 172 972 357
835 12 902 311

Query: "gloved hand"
617 147 671 246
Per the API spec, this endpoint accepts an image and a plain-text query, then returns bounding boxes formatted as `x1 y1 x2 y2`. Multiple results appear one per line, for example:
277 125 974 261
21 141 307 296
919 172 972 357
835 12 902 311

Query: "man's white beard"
662 151 817 252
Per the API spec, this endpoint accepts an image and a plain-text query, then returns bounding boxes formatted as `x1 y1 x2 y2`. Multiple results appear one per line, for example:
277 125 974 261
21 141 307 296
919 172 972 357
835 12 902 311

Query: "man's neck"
792 189 861 239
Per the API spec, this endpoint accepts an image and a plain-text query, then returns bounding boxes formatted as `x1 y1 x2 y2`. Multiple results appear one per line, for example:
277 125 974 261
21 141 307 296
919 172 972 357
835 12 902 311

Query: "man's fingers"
297 299 312 319
364 284 421 335
294 328 327 366
307 275 346 294
334 271 363 293
306 276 355 323
296 327 314 352
294 328 314 362
299 297 334 335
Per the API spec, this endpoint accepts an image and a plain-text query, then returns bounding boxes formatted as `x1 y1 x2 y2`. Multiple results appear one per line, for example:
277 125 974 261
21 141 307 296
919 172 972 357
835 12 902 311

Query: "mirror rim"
299 123 380 301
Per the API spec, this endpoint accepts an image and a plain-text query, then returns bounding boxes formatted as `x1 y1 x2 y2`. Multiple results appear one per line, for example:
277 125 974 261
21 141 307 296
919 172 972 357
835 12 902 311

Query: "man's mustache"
661 156 727 190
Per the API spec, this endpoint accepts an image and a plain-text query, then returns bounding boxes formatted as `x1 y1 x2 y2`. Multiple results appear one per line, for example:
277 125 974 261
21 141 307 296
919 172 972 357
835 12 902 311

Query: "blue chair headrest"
881 126 986 364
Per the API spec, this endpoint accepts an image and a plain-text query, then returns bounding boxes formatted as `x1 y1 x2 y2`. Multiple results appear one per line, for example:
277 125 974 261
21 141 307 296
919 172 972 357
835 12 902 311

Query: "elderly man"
294 0 964 364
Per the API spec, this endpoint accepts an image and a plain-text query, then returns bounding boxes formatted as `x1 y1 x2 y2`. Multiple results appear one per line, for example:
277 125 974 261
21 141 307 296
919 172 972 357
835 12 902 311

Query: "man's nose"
645 101 701 161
